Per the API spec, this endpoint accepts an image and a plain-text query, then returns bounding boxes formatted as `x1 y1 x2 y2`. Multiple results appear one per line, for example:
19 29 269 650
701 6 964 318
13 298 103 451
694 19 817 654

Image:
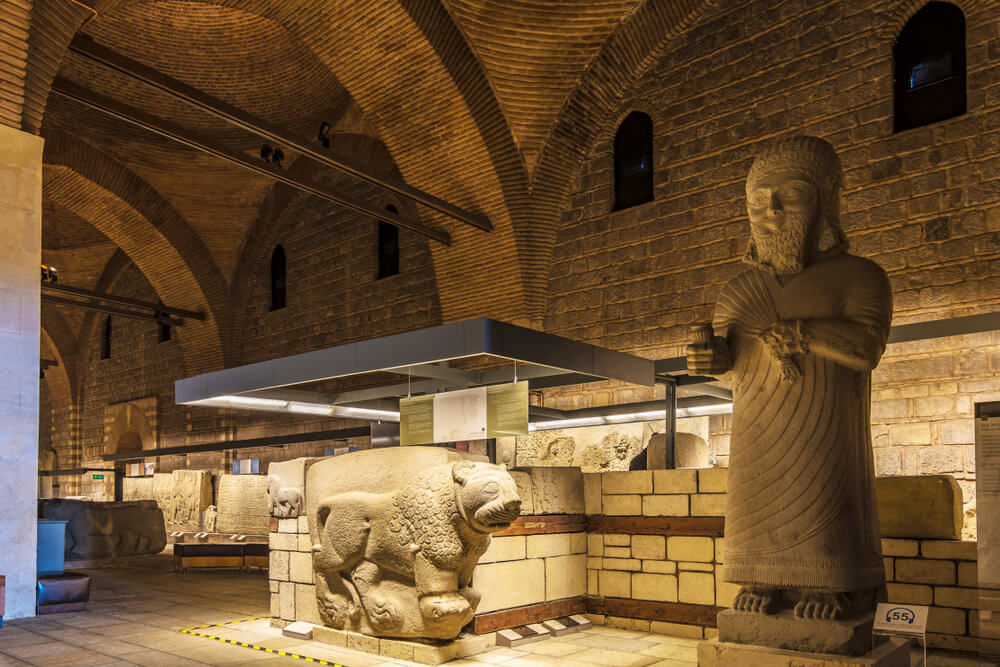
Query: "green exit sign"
92 474 104 480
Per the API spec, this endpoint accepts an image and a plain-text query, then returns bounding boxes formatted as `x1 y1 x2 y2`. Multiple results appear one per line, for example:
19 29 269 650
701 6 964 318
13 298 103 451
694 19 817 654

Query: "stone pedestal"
310 624 493 665
698 637 911 667
717 608 875 655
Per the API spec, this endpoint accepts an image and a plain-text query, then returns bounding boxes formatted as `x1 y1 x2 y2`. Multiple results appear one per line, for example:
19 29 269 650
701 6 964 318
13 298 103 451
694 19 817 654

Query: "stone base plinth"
698 637 911 667
310 625 494 665
717 608 875 655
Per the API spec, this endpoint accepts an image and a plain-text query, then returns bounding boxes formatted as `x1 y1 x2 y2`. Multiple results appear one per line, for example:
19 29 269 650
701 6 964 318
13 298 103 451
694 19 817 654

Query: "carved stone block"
267 457 321 518
876 475 962 539
168 470 213 532
306 447 521 640
38 499 166 560
216 474 270 535
122 477 153 502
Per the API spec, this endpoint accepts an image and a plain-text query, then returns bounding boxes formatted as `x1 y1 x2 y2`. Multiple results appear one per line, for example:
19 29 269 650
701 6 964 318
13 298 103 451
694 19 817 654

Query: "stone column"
0 124 42 618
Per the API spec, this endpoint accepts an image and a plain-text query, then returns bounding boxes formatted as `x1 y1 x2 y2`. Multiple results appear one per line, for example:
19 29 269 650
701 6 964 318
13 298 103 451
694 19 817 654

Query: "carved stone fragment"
267 457 321 518
306 447 521 640
38 499 166 560
216 474 270 535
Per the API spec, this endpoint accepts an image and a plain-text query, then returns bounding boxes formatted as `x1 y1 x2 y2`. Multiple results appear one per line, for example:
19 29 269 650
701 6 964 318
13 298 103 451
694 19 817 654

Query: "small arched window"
270 244 286 311
377 206 400 279
894 2 966 132
101 315 112 359
613 111 654 210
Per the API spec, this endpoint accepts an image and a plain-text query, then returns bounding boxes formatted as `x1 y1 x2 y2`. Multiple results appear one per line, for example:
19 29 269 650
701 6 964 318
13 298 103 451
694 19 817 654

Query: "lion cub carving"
312 458 521 639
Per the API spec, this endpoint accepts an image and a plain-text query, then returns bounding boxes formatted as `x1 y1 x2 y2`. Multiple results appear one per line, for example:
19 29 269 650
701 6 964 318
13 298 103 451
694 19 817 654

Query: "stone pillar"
0 124 42 618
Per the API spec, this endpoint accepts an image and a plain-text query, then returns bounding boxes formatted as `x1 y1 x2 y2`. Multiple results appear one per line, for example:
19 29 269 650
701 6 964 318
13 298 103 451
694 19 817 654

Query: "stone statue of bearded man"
688 136 892 653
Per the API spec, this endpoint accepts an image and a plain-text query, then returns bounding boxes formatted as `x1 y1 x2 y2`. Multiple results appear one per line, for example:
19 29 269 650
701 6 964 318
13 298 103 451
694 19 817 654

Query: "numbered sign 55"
873 602 929 635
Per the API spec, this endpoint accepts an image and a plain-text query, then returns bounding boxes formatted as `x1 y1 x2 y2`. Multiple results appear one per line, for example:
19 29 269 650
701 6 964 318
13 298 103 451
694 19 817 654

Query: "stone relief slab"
168 470 213 532
122 476 153 502
216 474 270 535
305 447 521 640
39 499 166 560
515 423 644 471
151 473 174 521
267 457 322 518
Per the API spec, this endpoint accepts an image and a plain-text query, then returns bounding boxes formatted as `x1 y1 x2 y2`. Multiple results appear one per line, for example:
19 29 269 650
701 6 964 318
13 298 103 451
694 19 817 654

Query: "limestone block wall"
268 516 322 626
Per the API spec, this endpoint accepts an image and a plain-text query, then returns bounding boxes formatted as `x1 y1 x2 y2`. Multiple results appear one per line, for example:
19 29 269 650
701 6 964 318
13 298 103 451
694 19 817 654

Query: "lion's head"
452 461 521 534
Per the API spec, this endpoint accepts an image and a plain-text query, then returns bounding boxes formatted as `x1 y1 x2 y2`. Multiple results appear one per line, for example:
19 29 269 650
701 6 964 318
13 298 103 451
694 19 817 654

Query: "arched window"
270 244 286 311
101 315 112 359
613 111 654 210
377 205 400 279
894 2 966 132
157 302 171 343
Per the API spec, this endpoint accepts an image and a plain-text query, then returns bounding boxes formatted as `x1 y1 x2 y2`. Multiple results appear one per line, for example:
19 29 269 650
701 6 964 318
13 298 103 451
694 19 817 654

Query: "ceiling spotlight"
318 122 331 149
40 264 58 283
272 147 284 168
260 144 273 162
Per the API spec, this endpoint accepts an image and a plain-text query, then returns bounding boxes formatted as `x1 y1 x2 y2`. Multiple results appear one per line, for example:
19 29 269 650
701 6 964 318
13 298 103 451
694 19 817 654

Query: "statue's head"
452 461 521 533
744 136 847 275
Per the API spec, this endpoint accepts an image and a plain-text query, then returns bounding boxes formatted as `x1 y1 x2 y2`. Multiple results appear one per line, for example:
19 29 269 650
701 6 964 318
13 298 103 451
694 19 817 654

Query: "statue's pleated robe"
715 254 891 592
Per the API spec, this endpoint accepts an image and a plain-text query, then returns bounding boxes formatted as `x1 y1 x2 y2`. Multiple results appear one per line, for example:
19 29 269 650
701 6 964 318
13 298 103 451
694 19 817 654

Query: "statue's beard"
752 212 810 276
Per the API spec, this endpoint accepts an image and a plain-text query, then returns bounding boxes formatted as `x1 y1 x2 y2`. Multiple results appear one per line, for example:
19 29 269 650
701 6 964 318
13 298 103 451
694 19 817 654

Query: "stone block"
668 536 714 562
545 554 586 600
216 474 270 535
604 534 630 546
166 470 214 532
297 533 312 551
603 494 641 515
122 477 153 502
715 537 725 563
525 467 584 514
570 531 586 553
651 620 704 639
642 494 688 516
652 469 697 494
678 561 714 572
958 562 978 587
678 571 715 605
894 558 955 585
480 535 526 563
270 593 280 618
642 560 676 574
886 582 933 605
268 458 323 518
920 540 977 560
698 468 729 493
603 558 641 571
526 533 571 558
587 534 604 556
587 569 598 595
880 538 918 557
884 558 893 581
294 583 321 625
631 572 677 602
928 606 966 635
289 551 313 584
716 570 741 607
603 470 651 494
698 636 911 666
348 634 380 654
472 558 545 613
876 475 962 539
934 586 979 608
599 569 631 598
297 515 309 533
604 546 631 558
269 532 297 551
278 518 297 533
583 473 602 515
631 535 665 560
270 550 289 581
378 638 414 661
279 581 295 620
587 557 603 570
691 493 726 516
511 471 535 515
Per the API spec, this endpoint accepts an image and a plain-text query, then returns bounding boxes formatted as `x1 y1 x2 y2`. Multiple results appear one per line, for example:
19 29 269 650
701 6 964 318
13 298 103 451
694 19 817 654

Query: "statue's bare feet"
795 592 848 619
733 587 778 614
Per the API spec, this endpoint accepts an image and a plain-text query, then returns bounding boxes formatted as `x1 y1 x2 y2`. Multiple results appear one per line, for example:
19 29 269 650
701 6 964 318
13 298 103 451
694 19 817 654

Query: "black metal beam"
50 77 452 246
42 282 204 320
101 426 370 461
69 35 492 233
41 293 183 325
39 467 114 477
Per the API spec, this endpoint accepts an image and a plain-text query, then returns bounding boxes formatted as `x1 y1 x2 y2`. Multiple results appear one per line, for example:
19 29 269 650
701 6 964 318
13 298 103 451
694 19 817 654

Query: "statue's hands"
762 320 808 383
686 336 732 377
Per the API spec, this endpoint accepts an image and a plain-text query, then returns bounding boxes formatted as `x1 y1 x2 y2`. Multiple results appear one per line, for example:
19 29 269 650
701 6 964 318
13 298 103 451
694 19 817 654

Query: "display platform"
698 636 911 667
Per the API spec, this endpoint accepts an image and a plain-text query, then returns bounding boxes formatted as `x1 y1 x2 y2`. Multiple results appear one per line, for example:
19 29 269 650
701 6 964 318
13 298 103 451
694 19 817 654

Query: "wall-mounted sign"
872 603 929 636
232 458 259 474
976 402 1000 640
400 382 528 446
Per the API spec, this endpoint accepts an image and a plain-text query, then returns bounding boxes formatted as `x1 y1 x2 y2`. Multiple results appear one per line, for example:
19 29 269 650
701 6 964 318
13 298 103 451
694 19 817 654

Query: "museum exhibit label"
400 381 528 445
976 401 1000 639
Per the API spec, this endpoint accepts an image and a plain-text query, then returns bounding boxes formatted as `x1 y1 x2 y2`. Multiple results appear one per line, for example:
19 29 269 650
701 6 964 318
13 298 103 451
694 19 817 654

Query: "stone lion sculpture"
306 448 521 639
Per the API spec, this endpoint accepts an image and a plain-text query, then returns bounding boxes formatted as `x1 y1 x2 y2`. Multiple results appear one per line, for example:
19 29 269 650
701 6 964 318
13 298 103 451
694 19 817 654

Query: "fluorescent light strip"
529 403 732 431
334 406 401 422
287 402 334 416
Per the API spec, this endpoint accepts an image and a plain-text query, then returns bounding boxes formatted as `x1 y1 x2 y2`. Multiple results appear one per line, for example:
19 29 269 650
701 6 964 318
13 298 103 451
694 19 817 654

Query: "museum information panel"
976 402 1000 639
400 382 528 445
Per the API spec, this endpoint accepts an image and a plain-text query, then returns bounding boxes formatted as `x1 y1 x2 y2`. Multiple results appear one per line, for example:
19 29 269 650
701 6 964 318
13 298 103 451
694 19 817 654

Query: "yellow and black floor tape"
181 617 346 666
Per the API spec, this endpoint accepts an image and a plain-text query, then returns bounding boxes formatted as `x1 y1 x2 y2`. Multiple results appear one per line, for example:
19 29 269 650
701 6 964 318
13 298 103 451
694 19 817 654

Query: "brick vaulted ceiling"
28 0 715 376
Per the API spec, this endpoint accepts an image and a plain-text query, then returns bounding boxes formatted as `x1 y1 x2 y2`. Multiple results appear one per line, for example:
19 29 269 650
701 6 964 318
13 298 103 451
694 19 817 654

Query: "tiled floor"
0 558 995 666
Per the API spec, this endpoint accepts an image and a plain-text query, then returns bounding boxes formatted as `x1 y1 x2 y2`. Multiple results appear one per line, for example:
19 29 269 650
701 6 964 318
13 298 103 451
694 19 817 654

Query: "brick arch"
43 133 228 374
879 0 985 41
75 248 132 394
104 401 156 455
40 323 75 408
67 0 528 322
526 0 717 320
227 133 441 362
